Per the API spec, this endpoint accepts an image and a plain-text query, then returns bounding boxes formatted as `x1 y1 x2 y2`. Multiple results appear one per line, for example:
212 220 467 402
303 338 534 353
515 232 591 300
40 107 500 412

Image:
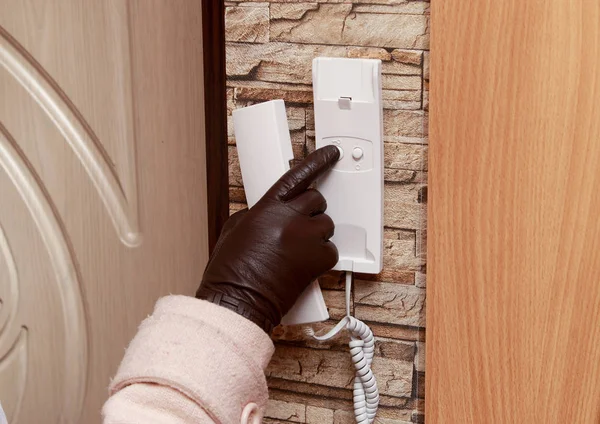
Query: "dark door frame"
202 1 228 253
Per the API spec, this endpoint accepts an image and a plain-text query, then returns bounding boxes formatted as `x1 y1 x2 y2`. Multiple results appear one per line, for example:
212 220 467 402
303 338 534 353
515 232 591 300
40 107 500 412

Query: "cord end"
303 326 316 338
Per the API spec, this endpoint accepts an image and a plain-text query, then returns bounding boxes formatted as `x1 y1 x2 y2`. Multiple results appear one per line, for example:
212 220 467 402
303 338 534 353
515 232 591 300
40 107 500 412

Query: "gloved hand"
196 145 340 333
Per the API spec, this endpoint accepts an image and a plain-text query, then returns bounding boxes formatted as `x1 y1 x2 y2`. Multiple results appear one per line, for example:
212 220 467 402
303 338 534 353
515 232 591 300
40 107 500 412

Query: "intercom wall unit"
233 58 384 424
312 57 384 274
232 99 329 326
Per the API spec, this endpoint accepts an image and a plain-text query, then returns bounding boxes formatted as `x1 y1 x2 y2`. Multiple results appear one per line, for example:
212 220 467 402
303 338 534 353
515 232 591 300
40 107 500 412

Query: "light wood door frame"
427 1 600 422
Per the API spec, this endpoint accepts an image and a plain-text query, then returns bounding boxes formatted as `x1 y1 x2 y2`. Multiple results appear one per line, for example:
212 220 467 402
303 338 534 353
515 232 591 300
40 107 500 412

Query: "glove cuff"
196 288 275 334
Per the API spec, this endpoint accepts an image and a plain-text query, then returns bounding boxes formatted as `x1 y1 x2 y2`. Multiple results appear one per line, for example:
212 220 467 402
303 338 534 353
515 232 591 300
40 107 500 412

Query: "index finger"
267 145 340 202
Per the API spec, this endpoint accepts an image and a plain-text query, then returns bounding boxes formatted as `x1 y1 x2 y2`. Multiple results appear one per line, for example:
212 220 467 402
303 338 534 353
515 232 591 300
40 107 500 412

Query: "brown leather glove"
196 145 340 333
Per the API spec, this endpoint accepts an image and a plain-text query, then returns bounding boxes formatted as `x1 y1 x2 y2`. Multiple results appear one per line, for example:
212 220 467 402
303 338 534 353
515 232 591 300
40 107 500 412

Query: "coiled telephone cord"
304 272 379 424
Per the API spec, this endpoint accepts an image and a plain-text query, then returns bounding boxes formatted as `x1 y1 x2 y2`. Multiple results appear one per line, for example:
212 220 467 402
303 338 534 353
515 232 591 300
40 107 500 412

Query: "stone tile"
416 228 427 258
347 46 391 61
418 186 427 203
229 78 312 91
290 130 306 158
319 271 345 290
270 4 429 49
383 169 416 184
383 135 428 145
385 143 427 171
225 5 269 43
383 75 422 91
423 51 430 81
415 341 425 372
386 183 424 206
384 228 404 240
227 42 344 84
267 345 413 398
269 388 353 411
383 90 422 110
235 86 313 104
422 50 429 112
355 269 415 284
228 42 420 87
414 371 425 399
226 88 235 114
267 377 352 406
229 202 248 215
382 60 422 77
333 410 357 424
228 145 243 186
305 132 316 153
384 169 426 184
270 3 319 20
384 199 425 230
412 410 425 423
383 90 422 103
229 186 246 203
344 13 428 50
270 3 352 44
267 346 353 390
415 271 426 288
287 106 307 131
227 42 422 90
305 109 314 130
307 406 334 423
384 110 427 138
377 338 416 362
354 282 426 327
383 100 422 111
379 227 424 273
415 398 425 415
322 289 348 320
391 49 423 66
269 378 418 410
227 114 235 137
352 3 430 14
368 322 425 342
265 399 306 423
383 235 426 271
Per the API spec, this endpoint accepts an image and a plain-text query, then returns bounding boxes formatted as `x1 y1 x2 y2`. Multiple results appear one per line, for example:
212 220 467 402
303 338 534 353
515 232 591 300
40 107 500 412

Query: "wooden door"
427 1 600 422
0 1 208 422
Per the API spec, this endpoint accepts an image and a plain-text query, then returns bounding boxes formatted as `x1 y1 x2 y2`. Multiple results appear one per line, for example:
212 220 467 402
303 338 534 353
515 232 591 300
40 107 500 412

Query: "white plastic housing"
312 57 384 274
232 99 330 325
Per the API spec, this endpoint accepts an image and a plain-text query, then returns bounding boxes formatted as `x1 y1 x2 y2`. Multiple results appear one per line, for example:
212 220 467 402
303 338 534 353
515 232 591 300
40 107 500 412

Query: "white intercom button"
335 145 344 160
352 147 363 160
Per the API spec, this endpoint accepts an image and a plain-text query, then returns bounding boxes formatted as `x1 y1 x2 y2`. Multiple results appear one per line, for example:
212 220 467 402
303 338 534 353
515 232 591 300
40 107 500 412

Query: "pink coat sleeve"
102 295 275 424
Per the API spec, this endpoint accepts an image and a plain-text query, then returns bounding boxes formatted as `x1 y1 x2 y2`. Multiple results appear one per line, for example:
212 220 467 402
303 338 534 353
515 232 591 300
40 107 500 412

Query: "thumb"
267 145 339 202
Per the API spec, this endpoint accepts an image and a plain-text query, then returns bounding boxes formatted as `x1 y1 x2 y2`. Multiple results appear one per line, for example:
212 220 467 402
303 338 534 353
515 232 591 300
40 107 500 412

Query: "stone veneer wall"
225 2 428 423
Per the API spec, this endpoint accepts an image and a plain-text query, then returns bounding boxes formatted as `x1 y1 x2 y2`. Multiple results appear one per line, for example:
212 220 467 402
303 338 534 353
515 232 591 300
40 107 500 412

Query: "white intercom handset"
232 100 330 326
